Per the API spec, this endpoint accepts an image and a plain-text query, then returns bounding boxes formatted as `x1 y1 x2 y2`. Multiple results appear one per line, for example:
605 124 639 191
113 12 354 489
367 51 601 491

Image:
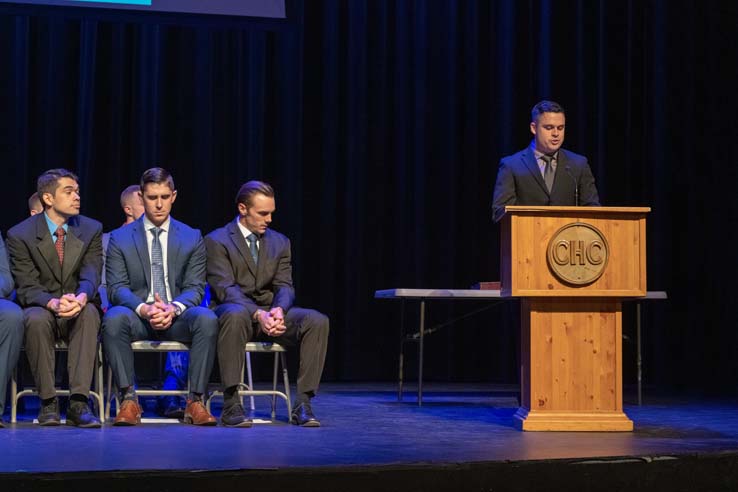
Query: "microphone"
565 166 579 206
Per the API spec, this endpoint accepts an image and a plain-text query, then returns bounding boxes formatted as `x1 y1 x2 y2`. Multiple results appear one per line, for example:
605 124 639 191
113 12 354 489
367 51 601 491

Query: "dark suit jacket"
205 219 295 317
0 233 15 299
491 146 600 222
6 214 102 308
106 216 206 311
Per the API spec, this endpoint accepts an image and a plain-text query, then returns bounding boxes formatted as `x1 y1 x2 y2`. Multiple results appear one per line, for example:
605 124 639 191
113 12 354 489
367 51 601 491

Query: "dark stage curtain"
0 1 737 393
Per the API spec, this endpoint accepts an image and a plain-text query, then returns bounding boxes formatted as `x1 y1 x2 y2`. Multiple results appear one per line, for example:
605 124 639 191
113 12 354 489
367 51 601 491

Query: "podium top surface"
502 205 651 217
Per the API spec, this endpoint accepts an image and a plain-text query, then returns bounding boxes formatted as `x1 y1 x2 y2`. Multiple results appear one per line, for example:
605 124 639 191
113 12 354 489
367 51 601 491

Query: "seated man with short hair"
103 167 218 426
206 181 329 428
7 168 103 428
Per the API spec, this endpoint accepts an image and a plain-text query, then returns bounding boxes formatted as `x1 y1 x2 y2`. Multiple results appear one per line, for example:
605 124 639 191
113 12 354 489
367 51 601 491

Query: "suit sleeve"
491 158 517 223
271 238 295 312
578 159 601 206
205 234 260 315
106 232 145 311
76 224 103 301
0 234 14 299
172 232 206 308
6 230 54 308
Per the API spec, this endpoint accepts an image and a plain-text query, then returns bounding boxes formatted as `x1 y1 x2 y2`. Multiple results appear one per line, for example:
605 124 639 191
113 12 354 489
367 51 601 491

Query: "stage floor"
4 383 738 474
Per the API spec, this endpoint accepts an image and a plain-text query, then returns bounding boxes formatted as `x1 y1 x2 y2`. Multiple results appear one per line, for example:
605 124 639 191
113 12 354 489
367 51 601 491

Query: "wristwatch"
173 304 183 317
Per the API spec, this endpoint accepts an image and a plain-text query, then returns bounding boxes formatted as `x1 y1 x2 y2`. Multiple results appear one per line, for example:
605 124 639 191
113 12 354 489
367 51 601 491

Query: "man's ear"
42 192 54 208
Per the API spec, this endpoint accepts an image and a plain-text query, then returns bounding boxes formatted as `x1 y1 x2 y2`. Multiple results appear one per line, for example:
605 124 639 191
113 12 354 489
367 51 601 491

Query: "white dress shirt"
135 216 186 316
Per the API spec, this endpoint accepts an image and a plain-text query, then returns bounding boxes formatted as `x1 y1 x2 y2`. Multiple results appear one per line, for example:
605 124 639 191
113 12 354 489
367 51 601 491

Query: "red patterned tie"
54 227 65 264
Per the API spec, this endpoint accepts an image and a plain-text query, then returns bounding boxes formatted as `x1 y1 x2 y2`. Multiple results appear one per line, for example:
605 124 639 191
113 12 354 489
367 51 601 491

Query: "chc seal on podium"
546 223 609 285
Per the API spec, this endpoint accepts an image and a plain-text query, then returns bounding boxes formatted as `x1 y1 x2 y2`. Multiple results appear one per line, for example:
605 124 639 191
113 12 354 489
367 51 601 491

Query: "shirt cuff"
173 301 187 315
135 303 146 317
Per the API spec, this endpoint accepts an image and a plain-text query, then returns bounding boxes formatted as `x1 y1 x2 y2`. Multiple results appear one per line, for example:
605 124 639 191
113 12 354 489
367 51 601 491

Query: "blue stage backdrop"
0 0 286 17
0 1 736 393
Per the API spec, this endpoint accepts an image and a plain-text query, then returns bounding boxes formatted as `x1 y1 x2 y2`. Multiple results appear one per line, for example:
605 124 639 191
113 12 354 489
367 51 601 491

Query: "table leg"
637 301 642 406
398 299 405 402
418 300 425 406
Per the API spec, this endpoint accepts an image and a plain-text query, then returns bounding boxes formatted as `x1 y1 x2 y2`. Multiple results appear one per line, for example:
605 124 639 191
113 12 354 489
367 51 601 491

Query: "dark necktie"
246 235 258 265
54 227 65 264
541 154 555 192
151 227 168 303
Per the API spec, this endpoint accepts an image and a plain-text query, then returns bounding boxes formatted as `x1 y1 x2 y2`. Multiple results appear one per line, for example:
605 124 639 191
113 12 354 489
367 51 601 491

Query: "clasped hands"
255 307 286 337
140 293 177 330
47 292 87 319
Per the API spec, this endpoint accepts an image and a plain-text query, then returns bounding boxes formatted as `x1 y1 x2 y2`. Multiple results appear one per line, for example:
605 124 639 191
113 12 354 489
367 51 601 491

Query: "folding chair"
207 341 291 422
10 341 105 423
105 340 190 420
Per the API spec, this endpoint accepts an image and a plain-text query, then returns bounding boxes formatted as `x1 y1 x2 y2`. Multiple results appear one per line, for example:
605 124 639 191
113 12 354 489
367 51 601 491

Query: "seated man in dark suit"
205 181 329 427
491 100 600 222
0 233 24 427
103 167 218 426
7 169 103 427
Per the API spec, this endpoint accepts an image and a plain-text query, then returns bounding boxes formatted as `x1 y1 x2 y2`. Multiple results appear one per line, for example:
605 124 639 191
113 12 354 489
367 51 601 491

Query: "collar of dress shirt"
236 218 259 242
532 145 558 162
143 215 170 233
44 211 68 241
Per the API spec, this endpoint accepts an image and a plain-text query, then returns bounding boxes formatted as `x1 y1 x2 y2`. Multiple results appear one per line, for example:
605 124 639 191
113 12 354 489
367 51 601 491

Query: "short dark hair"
37 169 79 208
28 192 42 213
235 181 275 208
531 100 565 123
120 184 141 209
140 167 175 192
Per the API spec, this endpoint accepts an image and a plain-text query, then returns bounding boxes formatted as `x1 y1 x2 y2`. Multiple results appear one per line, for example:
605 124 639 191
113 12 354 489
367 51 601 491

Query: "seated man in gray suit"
7 169 103 427
491 100 600 222
103 167 218 426
0 233 23 427
205 181 329 427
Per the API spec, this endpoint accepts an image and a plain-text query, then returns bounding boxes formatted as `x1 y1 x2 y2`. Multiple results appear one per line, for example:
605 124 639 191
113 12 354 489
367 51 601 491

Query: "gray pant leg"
102 306 148 390
215 303 254 390
277 307 329 396
23 307 57 400
0 300 23 409
166 307 218 395
63 304 100 398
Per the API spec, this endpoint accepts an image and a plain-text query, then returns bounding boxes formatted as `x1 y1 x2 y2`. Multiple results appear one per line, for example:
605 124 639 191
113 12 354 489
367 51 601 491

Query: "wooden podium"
500 206 650 431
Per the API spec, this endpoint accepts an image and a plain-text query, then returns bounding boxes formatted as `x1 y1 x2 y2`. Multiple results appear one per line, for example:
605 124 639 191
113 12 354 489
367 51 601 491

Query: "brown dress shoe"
114 399 143 426
184 400 217 426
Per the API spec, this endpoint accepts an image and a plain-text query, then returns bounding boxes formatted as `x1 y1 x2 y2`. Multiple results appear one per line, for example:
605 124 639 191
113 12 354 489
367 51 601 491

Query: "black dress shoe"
291 402 320 427
220 402 252 427
158 396 185 419
66 401 102 428
38 398 61 426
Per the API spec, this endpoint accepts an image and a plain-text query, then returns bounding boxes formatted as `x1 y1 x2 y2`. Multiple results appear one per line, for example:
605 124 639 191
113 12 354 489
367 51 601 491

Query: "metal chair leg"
271 352 279 419
246 352 255 411
106 366 114 420
10 368 17 424
94 344 104 422
280 352 292 417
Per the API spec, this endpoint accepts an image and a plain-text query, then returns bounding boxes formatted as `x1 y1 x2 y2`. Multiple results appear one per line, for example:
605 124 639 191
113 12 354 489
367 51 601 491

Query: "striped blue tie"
151 227 168 303
246 235 258 265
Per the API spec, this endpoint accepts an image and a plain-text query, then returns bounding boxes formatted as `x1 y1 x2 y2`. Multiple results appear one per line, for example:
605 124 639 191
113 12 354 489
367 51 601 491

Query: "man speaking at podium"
492 100 600 222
